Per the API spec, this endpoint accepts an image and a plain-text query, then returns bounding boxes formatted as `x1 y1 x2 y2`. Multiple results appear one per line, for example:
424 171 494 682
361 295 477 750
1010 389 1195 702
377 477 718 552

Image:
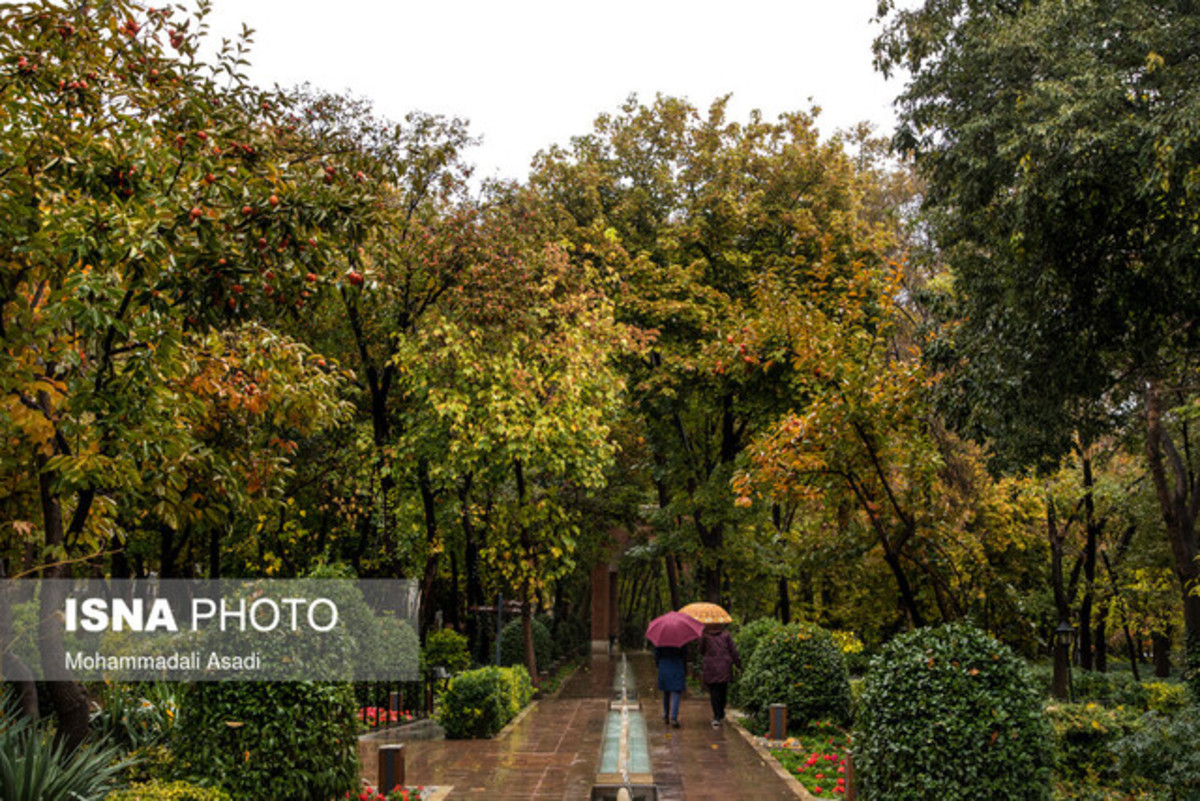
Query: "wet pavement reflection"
363 651 800 800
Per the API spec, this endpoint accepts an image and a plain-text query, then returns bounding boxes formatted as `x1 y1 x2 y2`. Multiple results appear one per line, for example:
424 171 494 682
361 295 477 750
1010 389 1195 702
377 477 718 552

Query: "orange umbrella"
679 602 732 625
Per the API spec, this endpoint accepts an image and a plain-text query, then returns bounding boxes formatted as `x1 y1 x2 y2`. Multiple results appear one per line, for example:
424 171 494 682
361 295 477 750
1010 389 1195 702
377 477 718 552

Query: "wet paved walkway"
363 651 801 800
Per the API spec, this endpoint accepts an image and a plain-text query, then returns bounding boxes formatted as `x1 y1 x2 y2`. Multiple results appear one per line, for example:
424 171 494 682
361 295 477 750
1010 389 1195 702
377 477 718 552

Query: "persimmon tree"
273 89 477 586
0 0 370 741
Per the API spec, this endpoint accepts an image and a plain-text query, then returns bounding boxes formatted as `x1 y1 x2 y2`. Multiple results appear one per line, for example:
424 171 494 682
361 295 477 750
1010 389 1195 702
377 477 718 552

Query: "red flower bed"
768 722 852 797
357 706 415 729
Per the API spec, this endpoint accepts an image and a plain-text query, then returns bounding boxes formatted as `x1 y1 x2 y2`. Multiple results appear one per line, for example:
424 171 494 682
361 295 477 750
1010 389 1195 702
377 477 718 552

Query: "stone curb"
493 699 538 740
727 716 814 800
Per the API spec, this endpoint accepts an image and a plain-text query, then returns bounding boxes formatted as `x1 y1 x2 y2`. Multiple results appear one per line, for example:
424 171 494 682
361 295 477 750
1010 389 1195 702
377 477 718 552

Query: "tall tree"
532 95 894 602
404 185 630 676
0 0 374 740
875 0 1200 681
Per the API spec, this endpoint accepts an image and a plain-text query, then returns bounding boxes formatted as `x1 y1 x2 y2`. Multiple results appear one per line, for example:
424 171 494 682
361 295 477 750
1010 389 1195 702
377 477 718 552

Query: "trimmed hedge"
731 617 784 710
499 618 552 672
437 665 534 739
173 682 359 801
106 780 233 801
737 621 851 729
854 624 1052 801
735 618 785 666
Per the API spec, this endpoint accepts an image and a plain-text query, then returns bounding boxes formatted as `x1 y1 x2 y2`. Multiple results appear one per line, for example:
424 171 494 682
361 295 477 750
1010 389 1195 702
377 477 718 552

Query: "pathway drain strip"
591 653 657 801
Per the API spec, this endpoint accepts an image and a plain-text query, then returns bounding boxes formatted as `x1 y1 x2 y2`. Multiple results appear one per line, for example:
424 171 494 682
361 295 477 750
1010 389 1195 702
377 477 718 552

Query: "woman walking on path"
699 624 741 727
654 644 687 728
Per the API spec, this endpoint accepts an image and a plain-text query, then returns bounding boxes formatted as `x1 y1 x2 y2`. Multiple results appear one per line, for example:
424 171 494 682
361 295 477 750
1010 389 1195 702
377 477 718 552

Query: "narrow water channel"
593 653 657 801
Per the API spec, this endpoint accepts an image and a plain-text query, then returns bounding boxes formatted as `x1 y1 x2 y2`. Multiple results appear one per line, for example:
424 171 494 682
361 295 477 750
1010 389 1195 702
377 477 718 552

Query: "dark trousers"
662 690 681 721
708 682 729 721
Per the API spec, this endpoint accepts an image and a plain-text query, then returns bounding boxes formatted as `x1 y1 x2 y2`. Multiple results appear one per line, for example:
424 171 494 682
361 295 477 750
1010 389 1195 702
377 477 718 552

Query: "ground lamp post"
1052 621 1075 700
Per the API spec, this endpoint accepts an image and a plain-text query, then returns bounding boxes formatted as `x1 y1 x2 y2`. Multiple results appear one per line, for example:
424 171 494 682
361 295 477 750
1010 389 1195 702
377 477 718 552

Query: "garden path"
365 651 802 800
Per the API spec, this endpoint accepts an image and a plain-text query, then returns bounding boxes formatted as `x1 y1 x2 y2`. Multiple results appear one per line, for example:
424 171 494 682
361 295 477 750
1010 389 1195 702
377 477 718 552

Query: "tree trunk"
1093 609 1108 672
513 461 538 681
1152 628 1172 678
695 518 724 603
35 454 90 749
881 547 924 628
1079 452 1098 671
1124 624 1141 682
460 476 483 655
1078 597 1094 671
448 548 460 631
778 576 791 624
664 553 680 610
521 578 537 682
1048 498 1072 700
417 458 440 636
1144 381 1200 690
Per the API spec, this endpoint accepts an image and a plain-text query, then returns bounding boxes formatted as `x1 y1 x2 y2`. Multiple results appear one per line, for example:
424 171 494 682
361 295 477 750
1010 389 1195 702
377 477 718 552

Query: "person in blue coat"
654 644 687 727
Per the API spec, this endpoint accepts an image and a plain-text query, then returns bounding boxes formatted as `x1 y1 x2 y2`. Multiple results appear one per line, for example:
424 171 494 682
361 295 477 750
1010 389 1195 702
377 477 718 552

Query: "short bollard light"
378 744 405 794
389 691 400 725
845 749 856 801
768 703 787 741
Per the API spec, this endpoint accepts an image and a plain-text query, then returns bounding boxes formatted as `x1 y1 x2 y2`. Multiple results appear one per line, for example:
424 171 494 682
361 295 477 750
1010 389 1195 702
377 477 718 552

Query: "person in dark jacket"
654 644 687 727
699 624 741 727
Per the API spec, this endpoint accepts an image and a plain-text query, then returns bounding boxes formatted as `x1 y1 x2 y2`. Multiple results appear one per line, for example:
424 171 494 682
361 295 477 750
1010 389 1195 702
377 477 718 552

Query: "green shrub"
1073 670 1149 709
848 676 865 721
1112 706 1200 799
551 617 589 659
734 617 785 666
731 617 784 709
501 664 535 716
173 682 358 801
423 628 471 677
437 665 533 739
106 780 233 801
90 682 179 751
0 700 129 801
854 624 1052 801
1026 661 1054 696
119 744 176 785
1145 681 1189 715
1046 702 1141 784
737 621 851 729
499 618 552 672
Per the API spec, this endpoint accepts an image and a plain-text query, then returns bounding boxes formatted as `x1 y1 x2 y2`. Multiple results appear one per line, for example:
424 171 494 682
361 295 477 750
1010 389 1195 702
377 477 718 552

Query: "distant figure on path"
654 644 686 728
699 624 740 728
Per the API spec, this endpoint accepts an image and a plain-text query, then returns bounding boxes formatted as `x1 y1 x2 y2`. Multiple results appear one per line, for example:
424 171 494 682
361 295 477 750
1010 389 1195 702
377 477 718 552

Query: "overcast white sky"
200 1 907 182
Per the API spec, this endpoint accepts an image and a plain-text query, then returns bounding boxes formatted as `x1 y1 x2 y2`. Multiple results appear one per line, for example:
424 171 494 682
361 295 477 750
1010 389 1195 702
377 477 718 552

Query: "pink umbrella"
646 611 705 648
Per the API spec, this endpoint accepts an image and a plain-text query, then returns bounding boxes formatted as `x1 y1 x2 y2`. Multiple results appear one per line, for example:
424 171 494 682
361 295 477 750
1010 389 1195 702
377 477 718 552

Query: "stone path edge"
489 655 583 739
493 699 538 740
727 717 813 801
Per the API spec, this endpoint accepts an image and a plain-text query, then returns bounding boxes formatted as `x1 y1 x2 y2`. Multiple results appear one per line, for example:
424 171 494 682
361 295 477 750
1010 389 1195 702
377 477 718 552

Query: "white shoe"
711 719 720 728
